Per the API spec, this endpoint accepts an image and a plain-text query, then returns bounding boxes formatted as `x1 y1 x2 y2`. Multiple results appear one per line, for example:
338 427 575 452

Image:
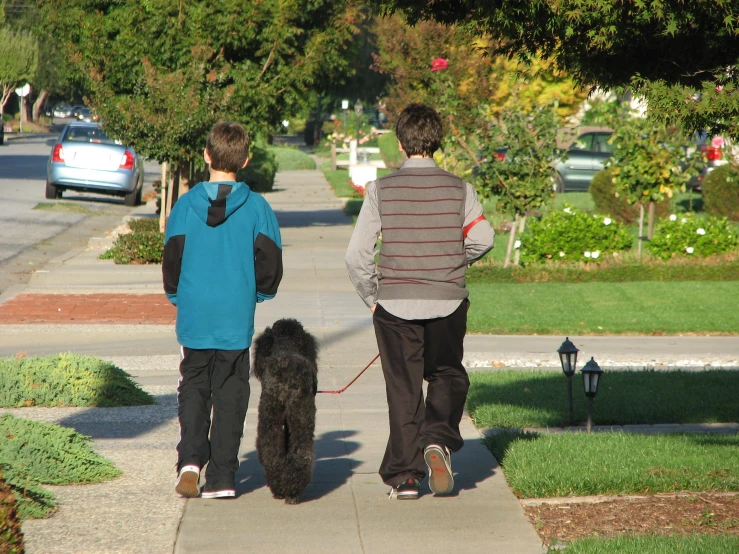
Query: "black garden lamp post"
581 357 603 433
557 337 579 426
354 100 363 140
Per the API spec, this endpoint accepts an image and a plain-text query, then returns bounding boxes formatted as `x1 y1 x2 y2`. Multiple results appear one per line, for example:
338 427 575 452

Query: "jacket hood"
188 181 251 227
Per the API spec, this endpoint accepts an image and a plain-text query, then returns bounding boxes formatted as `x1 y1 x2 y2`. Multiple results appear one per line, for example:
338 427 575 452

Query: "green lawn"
268 146 316 170
466 281 739 335
484 430 739 497
467 370 739 428
558 534 739 554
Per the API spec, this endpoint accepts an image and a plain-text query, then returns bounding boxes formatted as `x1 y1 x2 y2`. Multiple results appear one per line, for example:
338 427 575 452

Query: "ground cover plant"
484 430 739 498
0 353 154 408
99 217 164 265
466 281 739 335
268 146 316 170
467 369 739 429
0 476 24 553
0 415 121 519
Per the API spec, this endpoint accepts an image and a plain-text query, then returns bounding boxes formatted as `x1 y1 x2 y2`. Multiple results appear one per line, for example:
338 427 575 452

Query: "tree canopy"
39 0 360 164
371 1 739 138
0 25 37 116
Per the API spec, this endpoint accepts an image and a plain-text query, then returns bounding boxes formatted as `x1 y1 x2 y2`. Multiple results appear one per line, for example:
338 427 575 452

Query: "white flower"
592 251 600 259
669 214 677 221
603 218 612 225
686 247 694 254
564 207 572 213
584 251 591 258
514 240 521 249
559 252 565 257
696 228 706 235
681 218 687 224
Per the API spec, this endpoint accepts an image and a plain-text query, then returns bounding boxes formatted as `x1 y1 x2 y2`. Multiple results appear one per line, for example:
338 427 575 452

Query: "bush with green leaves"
0 353 155 408
99 218 164 265
703 163 739 221
238 145 278 192
519 205 634 264
590 168 670 224
378 130 404 169
648 213 739 260
268 146 315 171
0 476 24 552
0 415 121 519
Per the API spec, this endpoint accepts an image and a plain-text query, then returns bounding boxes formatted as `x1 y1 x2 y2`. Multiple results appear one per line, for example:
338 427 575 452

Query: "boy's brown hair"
395 103 443 157
206 122 250 174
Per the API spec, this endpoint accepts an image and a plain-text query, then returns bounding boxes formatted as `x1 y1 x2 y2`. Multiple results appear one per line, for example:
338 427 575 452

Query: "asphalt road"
0 124 160 293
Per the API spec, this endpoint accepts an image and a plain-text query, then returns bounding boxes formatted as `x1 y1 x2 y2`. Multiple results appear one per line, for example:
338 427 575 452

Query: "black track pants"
177 347 250 488
372 300 470 488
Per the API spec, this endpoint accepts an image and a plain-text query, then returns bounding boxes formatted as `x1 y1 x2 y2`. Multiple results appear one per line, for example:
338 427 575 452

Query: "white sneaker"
201 488 236 499
175 465 200 498
424 444 454 495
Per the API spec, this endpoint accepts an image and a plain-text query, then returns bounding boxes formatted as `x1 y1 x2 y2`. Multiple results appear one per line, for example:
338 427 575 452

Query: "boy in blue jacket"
163 122 283 499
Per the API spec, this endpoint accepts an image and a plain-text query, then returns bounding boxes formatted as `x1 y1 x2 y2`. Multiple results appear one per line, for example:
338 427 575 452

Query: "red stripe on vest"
463 215 487 239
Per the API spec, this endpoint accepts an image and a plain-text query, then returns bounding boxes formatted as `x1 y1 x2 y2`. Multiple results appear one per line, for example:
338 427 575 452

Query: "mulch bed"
523 492 739 546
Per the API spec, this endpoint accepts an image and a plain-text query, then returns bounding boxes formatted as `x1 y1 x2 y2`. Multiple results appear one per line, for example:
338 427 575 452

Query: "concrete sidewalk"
3 167 737 553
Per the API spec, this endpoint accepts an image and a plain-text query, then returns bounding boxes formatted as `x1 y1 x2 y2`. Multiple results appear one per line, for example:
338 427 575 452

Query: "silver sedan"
46 122 144 206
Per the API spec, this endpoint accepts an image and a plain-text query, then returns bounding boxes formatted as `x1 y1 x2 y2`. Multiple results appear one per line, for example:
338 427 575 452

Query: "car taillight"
119 150 135 170
51 144 65 163
705 147 722 161
493 151 506 161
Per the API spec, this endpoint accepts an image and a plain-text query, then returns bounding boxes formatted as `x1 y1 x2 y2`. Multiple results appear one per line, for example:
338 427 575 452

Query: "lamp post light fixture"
581 357 603 433
354 99 363 140
557 337 579 426
341 99 349 136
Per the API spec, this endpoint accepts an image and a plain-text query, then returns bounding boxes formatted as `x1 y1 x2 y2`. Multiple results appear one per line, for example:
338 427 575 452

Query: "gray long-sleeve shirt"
345 158 495 320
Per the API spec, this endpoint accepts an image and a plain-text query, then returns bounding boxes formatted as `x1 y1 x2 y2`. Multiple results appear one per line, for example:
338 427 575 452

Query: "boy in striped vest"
345 103 494 499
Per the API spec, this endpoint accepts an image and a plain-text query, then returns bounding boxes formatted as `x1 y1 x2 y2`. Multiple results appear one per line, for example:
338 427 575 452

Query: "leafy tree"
370 1 739 139
38 0 359 177
0 26 37 118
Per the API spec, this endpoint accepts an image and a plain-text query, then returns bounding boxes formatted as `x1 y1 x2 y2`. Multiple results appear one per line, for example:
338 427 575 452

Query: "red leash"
317 353 380 394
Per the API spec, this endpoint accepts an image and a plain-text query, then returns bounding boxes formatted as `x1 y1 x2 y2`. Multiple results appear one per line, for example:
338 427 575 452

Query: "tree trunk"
503 213 519 268
647 201 655 240
637 203 645 260
513 215 527 266
159 162 168 233
177 161 192 198
32 90 49 122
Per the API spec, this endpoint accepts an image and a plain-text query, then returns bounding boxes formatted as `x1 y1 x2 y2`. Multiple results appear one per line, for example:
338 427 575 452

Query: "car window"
570 133 594 151
63 127 117 145
593 133 615 153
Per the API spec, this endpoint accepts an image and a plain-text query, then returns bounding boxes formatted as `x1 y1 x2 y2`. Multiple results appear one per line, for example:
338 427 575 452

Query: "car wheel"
554 174 565 193
45 181 62 199
124 187 140 207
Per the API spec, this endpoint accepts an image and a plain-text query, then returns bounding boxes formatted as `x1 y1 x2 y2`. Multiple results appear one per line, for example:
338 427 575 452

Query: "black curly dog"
253 318 319 505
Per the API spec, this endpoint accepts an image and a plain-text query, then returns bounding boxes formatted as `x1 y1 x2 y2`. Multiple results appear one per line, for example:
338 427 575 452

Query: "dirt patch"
523 493 739 546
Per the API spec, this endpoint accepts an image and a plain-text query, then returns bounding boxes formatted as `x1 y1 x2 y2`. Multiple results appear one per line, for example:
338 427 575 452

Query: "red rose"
431 58 448 72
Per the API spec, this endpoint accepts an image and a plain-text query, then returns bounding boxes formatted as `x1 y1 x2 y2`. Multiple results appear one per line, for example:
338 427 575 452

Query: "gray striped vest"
376 166 468 301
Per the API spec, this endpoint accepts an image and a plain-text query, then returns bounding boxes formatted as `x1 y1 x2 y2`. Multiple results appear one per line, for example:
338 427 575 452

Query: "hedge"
703 164 739 221
238 145 278 192
590 168 670 224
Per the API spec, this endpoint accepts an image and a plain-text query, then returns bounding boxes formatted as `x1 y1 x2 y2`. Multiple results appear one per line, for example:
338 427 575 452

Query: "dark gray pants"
177 347 250 488
372 300 470 488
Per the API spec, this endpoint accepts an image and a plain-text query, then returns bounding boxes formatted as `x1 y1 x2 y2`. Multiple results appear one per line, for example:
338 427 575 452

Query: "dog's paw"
272 493 285 500
285 496 300 505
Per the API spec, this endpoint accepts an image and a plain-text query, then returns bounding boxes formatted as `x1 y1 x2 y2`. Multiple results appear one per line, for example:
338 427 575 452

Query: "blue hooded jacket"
162 181 282 350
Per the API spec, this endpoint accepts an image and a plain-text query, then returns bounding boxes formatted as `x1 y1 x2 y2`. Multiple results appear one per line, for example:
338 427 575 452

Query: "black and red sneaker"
389 477 420 500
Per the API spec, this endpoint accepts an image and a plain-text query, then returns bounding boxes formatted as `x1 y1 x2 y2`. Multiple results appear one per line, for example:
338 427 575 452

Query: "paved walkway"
1 169 545 553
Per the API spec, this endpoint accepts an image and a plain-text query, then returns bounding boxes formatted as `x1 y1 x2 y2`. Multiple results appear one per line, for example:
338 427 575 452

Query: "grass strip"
467 370 739 428
484 430 739 498
557 534 739 554
268 146 316 170
466 281 739 335
0 415 122 519
0 353 155 408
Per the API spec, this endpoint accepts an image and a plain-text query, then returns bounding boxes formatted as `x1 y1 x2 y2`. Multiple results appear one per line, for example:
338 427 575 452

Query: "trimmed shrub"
378 130 404 169
238 145 278 192
0 476 24 553
1 463 56 520
99 218 164 264
648 213 739 260
0 353 155 408
703 163 739 221
590 168 670 223
520 205 633 264
268 146 316 170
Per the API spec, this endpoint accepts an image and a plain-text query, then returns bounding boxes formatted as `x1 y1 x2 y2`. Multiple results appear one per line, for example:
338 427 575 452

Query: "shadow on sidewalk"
274 209 350 228
56 393 177 439
448 439 498 495
236 429 361 502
